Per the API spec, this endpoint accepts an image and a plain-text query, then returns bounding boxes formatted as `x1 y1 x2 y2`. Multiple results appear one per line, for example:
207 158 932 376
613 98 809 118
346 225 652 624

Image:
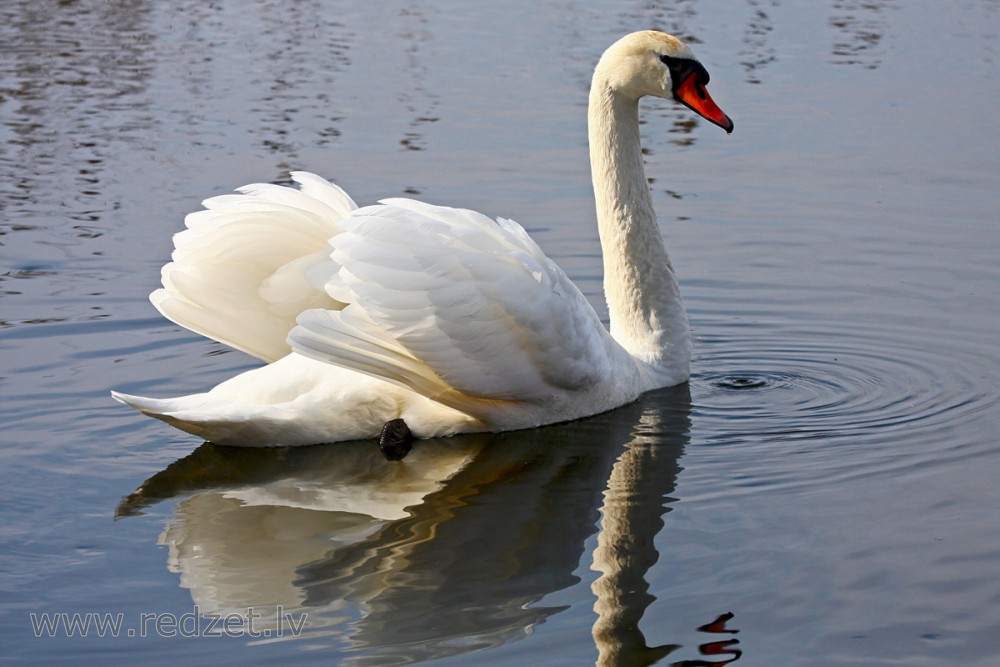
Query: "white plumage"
113 31 732 447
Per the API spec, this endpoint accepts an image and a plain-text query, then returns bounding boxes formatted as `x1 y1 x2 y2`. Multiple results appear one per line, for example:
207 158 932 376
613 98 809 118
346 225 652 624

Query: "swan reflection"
119 385 740 664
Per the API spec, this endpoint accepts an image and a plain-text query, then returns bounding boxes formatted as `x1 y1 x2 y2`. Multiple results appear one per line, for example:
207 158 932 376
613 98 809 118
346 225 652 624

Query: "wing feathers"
291 308 487 414
290 199 614 404
151 172 353 362
153 172 613 410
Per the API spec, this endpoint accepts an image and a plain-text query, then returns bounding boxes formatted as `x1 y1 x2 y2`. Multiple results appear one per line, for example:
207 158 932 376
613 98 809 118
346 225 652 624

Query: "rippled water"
2 1 999 665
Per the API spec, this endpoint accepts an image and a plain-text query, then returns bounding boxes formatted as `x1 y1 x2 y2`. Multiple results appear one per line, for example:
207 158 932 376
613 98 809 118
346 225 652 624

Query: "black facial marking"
659 54 710 94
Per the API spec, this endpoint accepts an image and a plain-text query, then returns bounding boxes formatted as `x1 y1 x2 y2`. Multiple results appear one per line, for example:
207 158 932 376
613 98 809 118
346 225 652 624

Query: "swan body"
113 31 732 447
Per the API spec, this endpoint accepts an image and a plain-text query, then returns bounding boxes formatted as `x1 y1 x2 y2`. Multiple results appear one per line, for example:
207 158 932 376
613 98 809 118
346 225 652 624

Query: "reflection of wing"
141 438 484 622
289 199 616 409
161 493 382 614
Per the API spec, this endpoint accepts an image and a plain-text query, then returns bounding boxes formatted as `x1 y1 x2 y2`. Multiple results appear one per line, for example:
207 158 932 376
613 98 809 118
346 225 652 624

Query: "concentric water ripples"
686 310 996 485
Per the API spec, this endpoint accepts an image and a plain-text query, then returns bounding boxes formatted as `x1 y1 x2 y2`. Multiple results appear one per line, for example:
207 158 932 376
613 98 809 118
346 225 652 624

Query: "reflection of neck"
590 420 680 666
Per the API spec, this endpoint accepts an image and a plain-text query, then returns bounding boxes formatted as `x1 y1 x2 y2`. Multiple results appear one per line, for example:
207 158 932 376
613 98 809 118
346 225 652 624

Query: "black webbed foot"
378 418 413 461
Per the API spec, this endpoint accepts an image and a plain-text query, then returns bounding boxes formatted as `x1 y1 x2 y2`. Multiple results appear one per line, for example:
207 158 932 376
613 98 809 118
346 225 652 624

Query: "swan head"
596 31 733 133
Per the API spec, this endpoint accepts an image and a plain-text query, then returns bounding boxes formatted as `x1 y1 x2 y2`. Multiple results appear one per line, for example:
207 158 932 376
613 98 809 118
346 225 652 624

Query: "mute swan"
112 31 732 449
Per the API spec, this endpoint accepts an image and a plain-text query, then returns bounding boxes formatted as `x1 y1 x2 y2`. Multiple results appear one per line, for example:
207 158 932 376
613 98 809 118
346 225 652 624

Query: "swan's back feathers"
149 171 619 418
289 199 617 412
152 172 355 362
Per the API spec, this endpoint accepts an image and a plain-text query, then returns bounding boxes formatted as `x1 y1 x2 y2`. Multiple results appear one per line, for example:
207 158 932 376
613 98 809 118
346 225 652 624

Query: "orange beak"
675 72 734 134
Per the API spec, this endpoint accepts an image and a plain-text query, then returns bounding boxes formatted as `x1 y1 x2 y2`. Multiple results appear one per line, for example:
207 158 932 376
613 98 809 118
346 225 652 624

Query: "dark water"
2 1 999 665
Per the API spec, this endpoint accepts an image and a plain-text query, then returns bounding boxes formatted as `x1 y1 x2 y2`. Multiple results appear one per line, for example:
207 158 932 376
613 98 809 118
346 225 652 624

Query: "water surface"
2 1 999 665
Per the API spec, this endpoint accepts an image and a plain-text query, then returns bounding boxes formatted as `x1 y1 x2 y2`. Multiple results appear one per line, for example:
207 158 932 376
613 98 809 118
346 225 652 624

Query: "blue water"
2 1 999 665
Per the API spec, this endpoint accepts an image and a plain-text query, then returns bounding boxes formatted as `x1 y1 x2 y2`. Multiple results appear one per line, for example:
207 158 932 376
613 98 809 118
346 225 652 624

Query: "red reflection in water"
673 612 742 667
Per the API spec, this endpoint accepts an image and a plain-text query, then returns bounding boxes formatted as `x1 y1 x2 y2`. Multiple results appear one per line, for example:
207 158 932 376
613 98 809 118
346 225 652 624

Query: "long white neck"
588 74 690 386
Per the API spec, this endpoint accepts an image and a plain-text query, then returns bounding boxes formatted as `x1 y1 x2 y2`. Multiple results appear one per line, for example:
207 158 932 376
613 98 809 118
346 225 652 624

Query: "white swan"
112 31 732 448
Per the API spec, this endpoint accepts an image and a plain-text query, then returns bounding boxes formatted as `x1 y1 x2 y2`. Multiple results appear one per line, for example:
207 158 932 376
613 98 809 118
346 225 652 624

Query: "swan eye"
658 54 710 90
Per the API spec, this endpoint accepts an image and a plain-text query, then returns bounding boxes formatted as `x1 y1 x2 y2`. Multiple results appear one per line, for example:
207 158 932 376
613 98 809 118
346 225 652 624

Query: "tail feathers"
111 391 219 440
111 390 302 445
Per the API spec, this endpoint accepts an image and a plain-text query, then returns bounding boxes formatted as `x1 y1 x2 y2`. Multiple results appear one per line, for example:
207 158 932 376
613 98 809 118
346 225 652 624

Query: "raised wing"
288 199 616 411
151 172 355 362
